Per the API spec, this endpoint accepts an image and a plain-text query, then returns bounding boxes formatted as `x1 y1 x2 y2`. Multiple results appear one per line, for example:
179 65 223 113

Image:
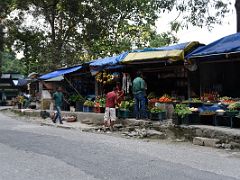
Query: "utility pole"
0 20 3 76
236 0 240 32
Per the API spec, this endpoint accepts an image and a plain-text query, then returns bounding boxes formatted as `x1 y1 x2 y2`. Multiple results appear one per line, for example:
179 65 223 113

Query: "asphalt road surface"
1 111 240 180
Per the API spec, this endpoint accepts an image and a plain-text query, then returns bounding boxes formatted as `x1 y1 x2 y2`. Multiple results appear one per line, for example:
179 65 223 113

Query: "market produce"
83 100 95 107
189 107 198 112
201 92 219 102
150 107 166 113
220 96 232 100
174 104 192 118
191 98 202 103
225 109 239 117
159 94 172 103
221 99 235 105
228 102 240 110
95 97 106 107
95 71 114 84
119 100 134 110
216 109 225 115
216 109 225 112
199 111 215 116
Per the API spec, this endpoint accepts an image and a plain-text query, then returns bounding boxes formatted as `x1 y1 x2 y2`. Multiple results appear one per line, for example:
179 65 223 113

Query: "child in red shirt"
104 87 117 130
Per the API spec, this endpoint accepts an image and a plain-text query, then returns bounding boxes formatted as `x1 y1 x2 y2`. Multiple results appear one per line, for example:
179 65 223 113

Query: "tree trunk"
236 0 240 32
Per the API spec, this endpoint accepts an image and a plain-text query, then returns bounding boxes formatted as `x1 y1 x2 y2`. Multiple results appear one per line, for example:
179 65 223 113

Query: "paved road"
1 111 240 180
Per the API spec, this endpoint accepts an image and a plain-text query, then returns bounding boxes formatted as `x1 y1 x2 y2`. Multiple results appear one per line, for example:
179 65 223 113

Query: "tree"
4 0 231 73
1 51 26 74
0 0 14 75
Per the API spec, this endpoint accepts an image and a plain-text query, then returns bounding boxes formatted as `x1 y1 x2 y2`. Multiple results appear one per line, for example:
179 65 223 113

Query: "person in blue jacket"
132 71 147 119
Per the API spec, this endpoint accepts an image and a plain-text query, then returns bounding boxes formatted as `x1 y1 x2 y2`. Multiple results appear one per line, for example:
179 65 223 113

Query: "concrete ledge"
193 137 220 147
41 122 73 129
193 137 204 146
12 109 105 125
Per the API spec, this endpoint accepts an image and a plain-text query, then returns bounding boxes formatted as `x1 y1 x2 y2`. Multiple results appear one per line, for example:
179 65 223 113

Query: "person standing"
23 91 31 108
132 71 147 119
104 87 117 131
52 87 63 124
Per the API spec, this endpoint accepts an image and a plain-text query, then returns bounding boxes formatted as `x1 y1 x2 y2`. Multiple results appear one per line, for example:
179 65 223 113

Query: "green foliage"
191 98 202 103
95 97 106 107
149 32 178 47
2 0 232 74
174 0 230 29
1 52 26 74
228 102 240 110
83 100 94 107
150 107 166 113
68 94 85 103
174 104 192 118
16 95 24 104
119 100 134 110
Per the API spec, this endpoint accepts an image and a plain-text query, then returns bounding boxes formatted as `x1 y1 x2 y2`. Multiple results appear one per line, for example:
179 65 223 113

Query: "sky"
156 1 236 45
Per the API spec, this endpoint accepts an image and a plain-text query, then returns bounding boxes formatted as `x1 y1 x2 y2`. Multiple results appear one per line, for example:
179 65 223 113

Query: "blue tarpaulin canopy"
39 65 82 80
188 33 240 59
14 79 28 86
89 52 128 67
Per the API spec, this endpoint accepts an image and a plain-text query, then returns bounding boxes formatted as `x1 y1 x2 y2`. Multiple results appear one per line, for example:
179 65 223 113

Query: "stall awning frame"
39 65 82 80
122 50 184 64
121 41 200 64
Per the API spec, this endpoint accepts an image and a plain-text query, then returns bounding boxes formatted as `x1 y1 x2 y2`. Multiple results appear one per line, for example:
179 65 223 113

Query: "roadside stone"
94 126 102 131
125 126 135 132
121 132 129 136
183 133 192 140
230 142 240 149
146 130 166 139
127 131 138 137
193 137 220 147
196 129 203 136
136 129 147 138
113 124 123 129
164 128 176 139
222 143 232 149
59 124 71 128
193 137 204 146
202 129 211 137
215 144 222 148
202 138 220 147
176 138 185 142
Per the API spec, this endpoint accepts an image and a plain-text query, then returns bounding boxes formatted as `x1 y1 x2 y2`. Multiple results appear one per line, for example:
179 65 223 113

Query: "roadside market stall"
121 41 201 99
179 32 240 128
119 42 202 119
38 65 82 110
187 32 240 98
64 64 95 112
89 52 128 94
88 52 129 113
